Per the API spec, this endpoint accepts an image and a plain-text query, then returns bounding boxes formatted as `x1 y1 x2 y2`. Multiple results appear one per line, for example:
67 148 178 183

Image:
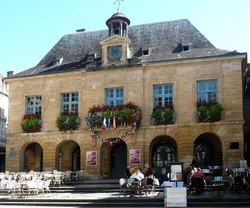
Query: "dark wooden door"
110 143 127 177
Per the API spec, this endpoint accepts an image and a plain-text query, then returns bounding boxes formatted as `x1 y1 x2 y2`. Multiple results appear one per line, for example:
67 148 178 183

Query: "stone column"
120 22 123 36
111 23 114 36
42 142 57 171
125 23 128 37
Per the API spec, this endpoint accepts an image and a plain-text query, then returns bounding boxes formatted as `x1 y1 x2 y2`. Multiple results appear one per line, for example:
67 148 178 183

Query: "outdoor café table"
127 179 140 197
19 181 27 198
212 180 227 197
71 172 78 183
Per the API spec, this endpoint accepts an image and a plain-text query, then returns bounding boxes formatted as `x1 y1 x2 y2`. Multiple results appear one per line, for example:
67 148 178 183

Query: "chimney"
7 71 13 77
76 28 86 33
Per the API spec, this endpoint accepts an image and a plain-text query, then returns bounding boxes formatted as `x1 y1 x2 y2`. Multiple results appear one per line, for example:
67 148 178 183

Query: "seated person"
159 168 169 185
193 167 205 180
190 167 205 193
144 163 153 177
129 165 137 176
125 164 132 178
130 168 144 181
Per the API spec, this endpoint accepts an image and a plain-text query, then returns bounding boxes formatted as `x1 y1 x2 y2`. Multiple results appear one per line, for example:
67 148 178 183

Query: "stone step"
1 196 250 207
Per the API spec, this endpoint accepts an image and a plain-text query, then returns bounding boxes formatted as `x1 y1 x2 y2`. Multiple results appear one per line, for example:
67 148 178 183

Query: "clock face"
107 45 122 61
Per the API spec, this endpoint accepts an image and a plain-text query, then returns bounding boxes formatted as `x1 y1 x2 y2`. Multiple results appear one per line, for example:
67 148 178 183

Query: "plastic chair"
234 176 243 193
191 177 204 194
119 178 129 197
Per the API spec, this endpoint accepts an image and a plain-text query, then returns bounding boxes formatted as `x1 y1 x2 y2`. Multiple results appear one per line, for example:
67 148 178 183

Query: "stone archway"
193 133 223 167
21 142 43 172
150 135 177 177
100 139 127 177
55 140 81 171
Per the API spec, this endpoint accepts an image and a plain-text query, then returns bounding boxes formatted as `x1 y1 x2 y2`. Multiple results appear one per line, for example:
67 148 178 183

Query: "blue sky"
0 0 249 76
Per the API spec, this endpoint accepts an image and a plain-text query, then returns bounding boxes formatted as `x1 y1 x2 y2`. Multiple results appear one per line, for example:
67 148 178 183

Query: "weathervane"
114 0 123 13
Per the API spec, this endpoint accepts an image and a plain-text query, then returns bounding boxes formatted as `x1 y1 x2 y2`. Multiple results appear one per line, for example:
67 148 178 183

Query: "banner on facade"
9 147 16 158
86 151 97 166
129 149 141 164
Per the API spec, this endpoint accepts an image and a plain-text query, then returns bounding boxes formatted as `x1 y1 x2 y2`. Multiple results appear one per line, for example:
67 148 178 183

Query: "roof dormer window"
87 54 96 63
142 49 149 56
54 57 63 65
182 45 190 52
87 56 94 62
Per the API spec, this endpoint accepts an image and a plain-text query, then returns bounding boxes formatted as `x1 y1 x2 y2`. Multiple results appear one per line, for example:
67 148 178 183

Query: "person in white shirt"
130 168 144 181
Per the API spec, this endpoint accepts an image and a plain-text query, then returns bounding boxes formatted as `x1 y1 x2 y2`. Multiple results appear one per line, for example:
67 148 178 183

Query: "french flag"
113 116 116 129
107 117 111 130
102 117 107 130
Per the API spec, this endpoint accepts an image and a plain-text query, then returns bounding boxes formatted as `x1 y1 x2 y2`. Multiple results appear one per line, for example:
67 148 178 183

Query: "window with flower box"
61 92 78 113
197 80 218 103
26 96 42 115
153 84 173 107
105 88 124 106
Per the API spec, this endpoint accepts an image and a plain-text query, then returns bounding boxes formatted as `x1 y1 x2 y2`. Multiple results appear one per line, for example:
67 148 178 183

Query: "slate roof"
13 18 244 78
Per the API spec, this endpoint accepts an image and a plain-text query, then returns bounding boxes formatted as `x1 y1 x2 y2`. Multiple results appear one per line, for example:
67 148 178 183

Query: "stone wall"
5 55 245 173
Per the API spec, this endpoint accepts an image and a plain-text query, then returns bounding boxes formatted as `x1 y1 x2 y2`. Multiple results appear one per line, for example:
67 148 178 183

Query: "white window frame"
105 88 124 106
153 84 173 107
197 80 218 103
60 92 79 113
25 96 42 115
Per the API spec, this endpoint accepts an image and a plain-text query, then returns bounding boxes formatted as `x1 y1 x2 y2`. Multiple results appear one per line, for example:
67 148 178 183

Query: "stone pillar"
120 22 123 36
125 23 128 37
176 136 194 168
42 142 57 171
111 23 114 36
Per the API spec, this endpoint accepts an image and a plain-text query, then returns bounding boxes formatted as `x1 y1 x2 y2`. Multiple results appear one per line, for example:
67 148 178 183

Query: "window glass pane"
197 80 218 103
61 92 78 112
26 96 42 115
208 92 217 102
105 88 124 106
153 84 173 107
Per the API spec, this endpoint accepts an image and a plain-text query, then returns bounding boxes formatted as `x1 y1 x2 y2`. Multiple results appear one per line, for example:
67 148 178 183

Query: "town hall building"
5 10 248 177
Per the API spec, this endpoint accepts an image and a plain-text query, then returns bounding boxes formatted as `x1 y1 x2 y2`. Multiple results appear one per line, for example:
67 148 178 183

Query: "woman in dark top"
124 164 131 178
144 163 153 177
159 168 169 184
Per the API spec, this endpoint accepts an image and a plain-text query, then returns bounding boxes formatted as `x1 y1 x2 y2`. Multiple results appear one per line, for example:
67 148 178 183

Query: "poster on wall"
129 149 141 164
86 151 97 166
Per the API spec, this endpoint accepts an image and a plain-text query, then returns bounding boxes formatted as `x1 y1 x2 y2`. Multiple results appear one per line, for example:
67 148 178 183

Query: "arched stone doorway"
21 142 43 172
100 139 127 177
193 133 223 167
150 136 177 177
56 140 81 171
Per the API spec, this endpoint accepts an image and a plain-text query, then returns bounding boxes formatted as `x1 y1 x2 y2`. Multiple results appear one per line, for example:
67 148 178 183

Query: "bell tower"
100 0 131 65
106 0 130 37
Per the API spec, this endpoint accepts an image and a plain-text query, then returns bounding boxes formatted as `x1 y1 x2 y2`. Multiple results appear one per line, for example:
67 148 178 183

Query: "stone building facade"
5 11 248 177
0 73 8 171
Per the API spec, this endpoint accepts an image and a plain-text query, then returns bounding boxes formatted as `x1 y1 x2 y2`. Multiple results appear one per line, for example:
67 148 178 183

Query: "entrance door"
110 143 127 177
72 146 80 171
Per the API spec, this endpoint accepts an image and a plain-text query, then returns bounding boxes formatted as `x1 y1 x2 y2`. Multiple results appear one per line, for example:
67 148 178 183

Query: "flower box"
150 104 176 125
85 102 142 129
56 112 80 131
194 102 223 123
22 114 43 133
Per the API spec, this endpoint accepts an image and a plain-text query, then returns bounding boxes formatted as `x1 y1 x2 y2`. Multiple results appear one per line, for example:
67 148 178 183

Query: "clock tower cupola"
106 0 130 37
100 1 131 65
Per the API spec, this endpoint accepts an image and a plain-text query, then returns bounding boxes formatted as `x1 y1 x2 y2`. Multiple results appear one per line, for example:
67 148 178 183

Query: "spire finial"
114 0 123 13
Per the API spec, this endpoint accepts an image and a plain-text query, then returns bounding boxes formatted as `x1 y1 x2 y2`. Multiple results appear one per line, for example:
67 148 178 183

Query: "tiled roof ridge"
66 18 190 36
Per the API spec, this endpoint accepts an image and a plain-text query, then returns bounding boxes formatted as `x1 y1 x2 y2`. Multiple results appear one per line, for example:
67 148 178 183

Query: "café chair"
119 178 129 197
233 176 243 193
192 177 204 194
